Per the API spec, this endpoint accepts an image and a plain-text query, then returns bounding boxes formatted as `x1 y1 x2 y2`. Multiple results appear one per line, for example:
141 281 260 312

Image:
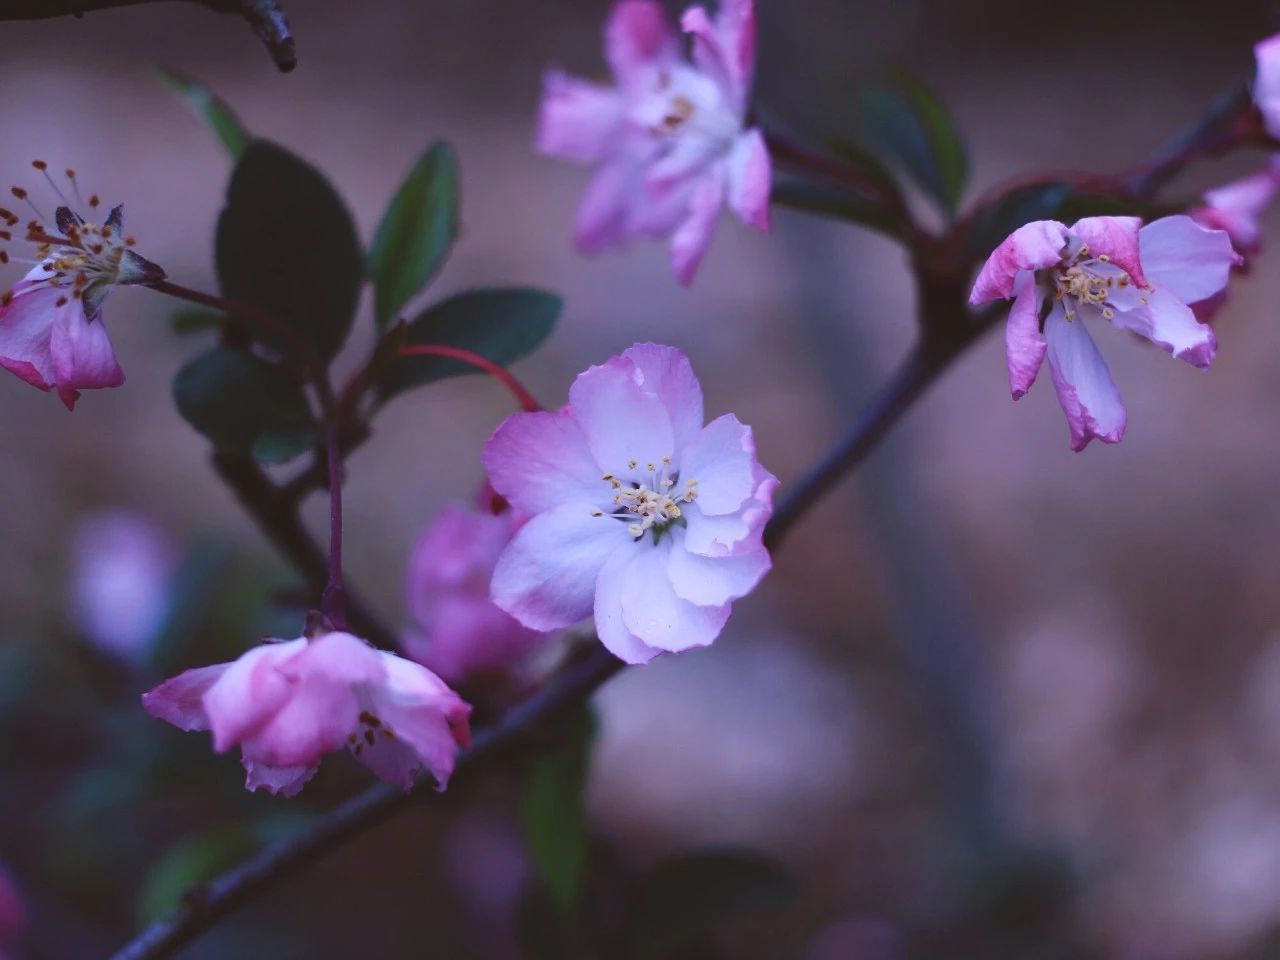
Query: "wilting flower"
0 164 163 409
1256 34 1280 140
143 631 472 796
1192 157 1280 258
70 510 177 663
483 343 776 664
402 501 549 684
970 215 1238 451
538 0 770 284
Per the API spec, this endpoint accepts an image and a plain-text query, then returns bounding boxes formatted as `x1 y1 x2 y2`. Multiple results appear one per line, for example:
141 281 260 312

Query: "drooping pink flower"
401 501 550 684
1192 157 1280 258
970 215 1238 451
0 177 163 409
482 343 776 664
537 0 770 284
143 631 472 796
70 510 178 663
1256 34 1280 140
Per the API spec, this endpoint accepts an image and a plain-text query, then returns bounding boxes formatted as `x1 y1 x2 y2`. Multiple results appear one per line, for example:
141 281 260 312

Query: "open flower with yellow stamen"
970 215 1238 451
0 162 164 409
482 343 776 664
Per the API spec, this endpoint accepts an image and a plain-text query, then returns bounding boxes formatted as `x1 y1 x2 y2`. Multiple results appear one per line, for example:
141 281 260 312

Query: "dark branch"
2 0 296 72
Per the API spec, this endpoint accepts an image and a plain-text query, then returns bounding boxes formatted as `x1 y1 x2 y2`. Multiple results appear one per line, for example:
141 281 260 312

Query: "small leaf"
369 143 460 328
622 848 798 957
520 708 597 911
859 71 968 216
771 178 904 239
173 347 319 462
137 826 255 925
170 308 225 336
216 140 363 362
376 288 561 405
156 68 250 158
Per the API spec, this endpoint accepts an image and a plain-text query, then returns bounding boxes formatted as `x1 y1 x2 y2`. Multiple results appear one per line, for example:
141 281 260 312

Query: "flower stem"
398 344 543 412
145 279 313 367
315 376 347 630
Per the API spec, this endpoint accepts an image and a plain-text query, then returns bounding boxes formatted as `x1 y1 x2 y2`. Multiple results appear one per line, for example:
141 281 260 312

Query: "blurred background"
3 0 1280 956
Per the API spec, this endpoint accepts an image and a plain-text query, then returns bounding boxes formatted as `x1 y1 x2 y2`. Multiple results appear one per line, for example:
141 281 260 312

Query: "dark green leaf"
520 708 597 910
821 136 901 200
377 288 561 404
771 178 904 239
157 68 250 158
138 826 255 925
622 848 798 957
173 347 319 462
170 308 225 336
216 140 363 361
369 142 460 328
859 71 968 216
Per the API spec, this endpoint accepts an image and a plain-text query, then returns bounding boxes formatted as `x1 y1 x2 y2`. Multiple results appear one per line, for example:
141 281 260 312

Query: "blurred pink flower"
1255 34 1280 140
401 501 549 684
970 215 1237 451
483 342 776 664
1192 158 1280 258
70 510 177 662
537 0 770 284
0 195 163 409
143 631 472 796
0 864 23 951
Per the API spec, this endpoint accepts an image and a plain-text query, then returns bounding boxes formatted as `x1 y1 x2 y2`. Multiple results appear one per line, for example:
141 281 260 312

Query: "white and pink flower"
970 215 1238 451
1192 157 1280 259
1256 34 1280 141
0 170 163 409
402 501 550 685
482 343 776 664
143 631 472 797
537 0 770 284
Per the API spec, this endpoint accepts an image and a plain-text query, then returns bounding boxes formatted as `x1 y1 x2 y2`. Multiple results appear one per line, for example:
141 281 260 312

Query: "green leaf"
173 346 319 462
622 849 799 957
859 71 968 216
369 142 460 328
216 140 363 361
520 708 597 911
156 68 250 158
376 288 561 404
771 178 904 239
138 826 255 924
170 308 225 336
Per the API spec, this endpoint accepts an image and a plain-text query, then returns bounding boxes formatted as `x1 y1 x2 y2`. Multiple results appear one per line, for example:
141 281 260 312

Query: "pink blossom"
537 0 770 284
0 197 163 409
1192 157 1280 258
1256 34 1280 140
143 631 472 796
401 501 550 684
970 215 1238 451
70 510 178 662
0 865 22 949
482 343 776 664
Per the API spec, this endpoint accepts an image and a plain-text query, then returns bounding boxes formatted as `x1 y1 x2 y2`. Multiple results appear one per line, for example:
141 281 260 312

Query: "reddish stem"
398 344 543 413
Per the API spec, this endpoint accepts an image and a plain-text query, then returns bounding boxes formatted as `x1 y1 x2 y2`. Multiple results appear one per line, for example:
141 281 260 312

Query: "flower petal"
669 164 727 285
574 158 642 255
483 410 603 515
620 342 705 451
725 128 771 232
1138 215 1239 306
202 638 308 752
492 501 631 631
1070 216 1146 288
366 653 472 790
1044 304 1126 452
1112 286 1217 370
969 220 1068 304
242 756 318 797
620 539 731 652
50 300 124 411
1197 160 1280 254
537 71 625 164
1256 34 1280 139
681 0 755 110
680 413 757 516
606 0 678 86
682 462 776 556
569 353 676 473
1006 270 1046 399
0 283 57 390
594 547 661 664
667 527 770 607
141 663 229 732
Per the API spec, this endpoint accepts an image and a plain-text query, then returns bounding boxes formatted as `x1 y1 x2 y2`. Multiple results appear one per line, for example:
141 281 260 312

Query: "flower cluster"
538 0 770 284
0 164 162 409
143 631 472 796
